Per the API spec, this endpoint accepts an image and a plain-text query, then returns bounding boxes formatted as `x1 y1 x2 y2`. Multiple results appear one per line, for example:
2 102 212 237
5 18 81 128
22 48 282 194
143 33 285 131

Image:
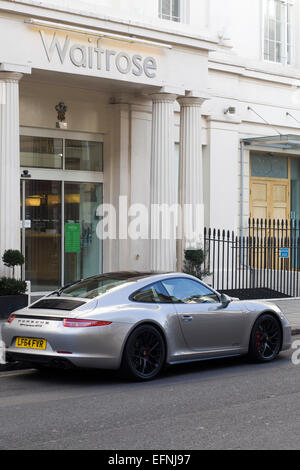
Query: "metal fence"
203 219 300 299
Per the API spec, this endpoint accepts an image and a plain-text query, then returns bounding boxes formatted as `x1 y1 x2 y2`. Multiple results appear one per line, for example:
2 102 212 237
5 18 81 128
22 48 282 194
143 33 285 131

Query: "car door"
161 278 247 354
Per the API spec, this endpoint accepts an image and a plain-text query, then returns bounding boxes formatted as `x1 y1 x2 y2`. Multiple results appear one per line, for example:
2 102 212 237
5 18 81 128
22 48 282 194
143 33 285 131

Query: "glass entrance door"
21 180 103 292
21 180 62 292
64 182 102 285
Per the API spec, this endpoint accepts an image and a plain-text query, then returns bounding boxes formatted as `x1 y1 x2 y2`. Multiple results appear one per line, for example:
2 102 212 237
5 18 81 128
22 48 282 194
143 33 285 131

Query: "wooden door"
250 178 290 270
271 181 289 220
250 180 269 220
250 179 290 221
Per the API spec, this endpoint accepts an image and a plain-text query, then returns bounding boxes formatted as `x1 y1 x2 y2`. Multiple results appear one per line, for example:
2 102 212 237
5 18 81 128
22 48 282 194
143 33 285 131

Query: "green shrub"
184 249 204 265
183 249 210 280
0 277 27 296
2 250 25 278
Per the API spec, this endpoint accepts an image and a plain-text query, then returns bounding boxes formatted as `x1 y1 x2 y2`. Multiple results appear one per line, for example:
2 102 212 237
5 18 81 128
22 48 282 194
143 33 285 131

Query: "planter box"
0 295 28 320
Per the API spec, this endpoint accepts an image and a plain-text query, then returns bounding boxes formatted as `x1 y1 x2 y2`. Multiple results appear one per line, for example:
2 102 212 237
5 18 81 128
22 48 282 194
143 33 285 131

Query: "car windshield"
56 276 130 299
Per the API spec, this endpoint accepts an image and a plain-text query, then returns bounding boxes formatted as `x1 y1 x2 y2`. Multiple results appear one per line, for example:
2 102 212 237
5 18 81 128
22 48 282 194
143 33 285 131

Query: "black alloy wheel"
249 314 282 362
122 325 166 381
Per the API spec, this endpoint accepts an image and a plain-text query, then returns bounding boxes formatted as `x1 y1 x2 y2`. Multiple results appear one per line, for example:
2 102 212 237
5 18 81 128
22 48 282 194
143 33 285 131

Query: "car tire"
248 314 282 363
121 325 166 381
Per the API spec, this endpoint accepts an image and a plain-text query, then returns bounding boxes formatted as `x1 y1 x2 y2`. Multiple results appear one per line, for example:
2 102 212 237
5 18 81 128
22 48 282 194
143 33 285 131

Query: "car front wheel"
248 314 282 362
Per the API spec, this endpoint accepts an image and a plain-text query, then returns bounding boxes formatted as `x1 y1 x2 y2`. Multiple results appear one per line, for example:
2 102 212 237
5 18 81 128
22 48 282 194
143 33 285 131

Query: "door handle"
182 315 193 322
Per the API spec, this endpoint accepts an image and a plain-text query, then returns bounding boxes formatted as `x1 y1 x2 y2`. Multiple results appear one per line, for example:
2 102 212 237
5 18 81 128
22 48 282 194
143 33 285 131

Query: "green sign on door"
65 223 81 253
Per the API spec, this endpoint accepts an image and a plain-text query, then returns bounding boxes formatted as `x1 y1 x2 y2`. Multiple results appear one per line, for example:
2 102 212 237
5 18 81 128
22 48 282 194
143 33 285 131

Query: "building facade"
1 0 300 294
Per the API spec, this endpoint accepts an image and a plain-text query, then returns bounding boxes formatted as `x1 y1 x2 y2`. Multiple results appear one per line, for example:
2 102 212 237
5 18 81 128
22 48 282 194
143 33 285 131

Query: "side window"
131 282 172 304
159 0 182 22
263 0 294 65
161 278 220 304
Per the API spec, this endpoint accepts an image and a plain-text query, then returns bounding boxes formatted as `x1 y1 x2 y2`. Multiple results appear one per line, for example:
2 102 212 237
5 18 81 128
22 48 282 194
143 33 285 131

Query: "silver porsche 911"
3 272 291 381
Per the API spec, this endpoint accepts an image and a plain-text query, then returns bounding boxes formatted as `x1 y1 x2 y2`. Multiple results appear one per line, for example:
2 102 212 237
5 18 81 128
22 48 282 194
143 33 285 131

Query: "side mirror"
220 293 232 308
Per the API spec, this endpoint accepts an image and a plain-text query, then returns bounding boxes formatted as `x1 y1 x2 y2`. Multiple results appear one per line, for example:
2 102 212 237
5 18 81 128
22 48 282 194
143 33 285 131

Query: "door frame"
20 127 104 292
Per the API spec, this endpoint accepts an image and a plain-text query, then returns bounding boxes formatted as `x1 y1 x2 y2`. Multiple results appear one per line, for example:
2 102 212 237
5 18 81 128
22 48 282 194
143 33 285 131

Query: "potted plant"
0 250 27 319
183 248 210 280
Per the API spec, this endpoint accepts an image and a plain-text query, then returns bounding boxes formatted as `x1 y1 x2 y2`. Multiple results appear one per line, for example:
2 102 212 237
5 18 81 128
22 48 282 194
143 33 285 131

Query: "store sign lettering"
40 31 157 78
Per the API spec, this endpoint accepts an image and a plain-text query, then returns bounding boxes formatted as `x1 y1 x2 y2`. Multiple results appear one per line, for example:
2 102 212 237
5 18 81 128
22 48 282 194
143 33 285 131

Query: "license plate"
16 337 47 350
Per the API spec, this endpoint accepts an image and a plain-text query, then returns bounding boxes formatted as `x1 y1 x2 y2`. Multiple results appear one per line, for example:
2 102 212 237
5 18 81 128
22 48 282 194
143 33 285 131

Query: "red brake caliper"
256 332 261 350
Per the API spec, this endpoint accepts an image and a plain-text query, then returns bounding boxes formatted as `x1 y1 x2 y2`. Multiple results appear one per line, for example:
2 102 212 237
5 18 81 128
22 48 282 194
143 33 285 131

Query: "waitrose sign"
40 31 158 78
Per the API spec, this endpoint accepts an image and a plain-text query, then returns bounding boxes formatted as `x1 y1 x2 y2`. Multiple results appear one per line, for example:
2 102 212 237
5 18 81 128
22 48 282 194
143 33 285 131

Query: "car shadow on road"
11 350 292 388
163 353 290 380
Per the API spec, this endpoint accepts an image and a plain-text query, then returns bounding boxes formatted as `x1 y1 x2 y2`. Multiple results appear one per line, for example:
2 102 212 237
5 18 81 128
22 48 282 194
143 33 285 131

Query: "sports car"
3 272 292 381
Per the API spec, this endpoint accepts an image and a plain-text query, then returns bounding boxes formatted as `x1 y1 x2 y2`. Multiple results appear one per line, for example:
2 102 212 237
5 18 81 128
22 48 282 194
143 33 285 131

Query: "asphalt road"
1 340 300 450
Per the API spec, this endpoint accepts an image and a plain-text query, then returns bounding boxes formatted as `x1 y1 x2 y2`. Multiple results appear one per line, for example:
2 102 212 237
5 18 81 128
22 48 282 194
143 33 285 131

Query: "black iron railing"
203 219 300 299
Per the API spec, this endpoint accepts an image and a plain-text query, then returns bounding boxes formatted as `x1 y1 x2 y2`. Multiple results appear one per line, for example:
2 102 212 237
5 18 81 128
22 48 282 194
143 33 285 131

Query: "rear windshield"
57 276 129 299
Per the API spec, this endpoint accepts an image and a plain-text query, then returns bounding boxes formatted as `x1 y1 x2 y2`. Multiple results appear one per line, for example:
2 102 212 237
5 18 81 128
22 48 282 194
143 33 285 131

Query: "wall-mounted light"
224 106 236 115
218 27 231 43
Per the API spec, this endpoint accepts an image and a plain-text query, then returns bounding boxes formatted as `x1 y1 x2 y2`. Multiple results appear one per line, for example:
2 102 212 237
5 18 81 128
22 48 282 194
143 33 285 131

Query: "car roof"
96 271 167 281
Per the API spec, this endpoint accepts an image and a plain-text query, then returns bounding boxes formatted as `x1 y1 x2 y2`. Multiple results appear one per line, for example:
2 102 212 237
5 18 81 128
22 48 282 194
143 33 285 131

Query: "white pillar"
150 93 177 272
0 72 22 276
177 96 207 256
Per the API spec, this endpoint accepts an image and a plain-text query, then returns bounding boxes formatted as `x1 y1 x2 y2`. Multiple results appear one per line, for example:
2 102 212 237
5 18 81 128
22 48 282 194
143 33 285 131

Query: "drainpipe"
240 140 245 240
240 140 253 286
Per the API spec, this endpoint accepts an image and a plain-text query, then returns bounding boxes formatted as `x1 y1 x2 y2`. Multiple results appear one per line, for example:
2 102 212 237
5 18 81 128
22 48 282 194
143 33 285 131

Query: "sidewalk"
266 298 300 335
1 299 300 372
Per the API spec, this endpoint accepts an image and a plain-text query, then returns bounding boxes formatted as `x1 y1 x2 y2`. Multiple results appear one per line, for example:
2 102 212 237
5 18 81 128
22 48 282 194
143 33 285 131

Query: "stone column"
177 96 207 262
150 93 177 272
0 72 22 277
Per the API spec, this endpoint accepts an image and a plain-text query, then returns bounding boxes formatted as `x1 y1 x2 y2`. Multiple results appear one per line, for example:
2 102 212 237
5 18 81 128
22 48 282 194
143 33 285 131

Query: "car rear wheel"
121 325 166 381
248 314 282 362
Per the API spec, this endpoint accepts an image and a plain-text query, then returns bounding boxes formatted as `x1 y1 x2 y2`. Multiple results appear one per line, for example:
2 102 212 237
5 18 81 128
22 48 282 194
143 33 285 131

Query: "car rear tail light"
7 314 16 324
63 318 112 328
